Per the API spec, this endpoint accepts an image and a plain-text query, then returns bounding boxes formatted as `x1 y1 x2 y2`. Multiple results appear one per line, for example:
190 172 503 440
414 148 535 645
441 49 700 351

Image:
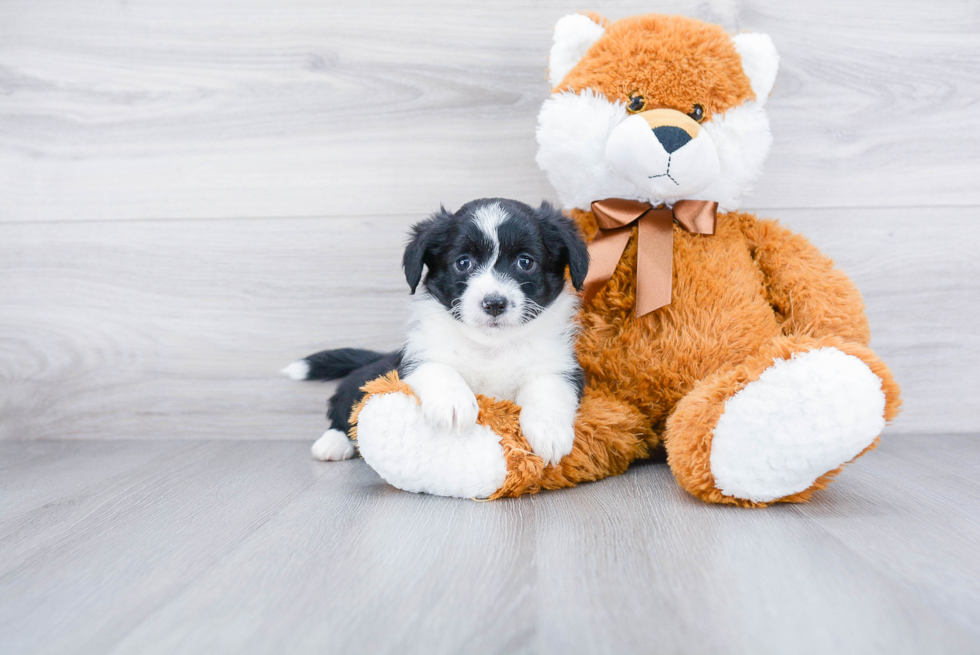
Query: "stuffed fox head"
536 13 778 212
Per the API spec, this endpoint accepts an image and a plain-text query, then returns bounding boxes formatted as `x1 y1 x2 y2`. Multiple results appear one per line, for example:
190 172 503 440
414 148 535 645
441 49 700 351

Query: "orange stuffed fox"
350 12 901 506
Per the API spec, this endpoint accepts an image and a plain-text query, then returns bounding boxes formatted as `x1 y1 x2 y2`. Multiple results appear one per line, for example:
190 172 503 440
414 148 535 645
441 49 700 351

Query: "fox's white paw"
710 347 886 503
355 392 508 499
311 429 356 461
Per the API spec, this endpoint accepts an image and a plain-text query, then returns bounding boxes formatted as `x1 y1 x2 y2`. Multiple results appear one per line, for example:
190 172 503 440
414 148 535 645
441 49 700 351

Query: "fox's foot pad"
710 347 886 503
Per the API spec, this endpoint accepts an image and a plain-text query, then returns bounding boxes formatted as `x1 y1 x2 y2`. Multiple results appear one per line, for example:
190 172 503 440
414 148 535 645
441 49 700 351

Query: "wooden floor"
1 435 977 654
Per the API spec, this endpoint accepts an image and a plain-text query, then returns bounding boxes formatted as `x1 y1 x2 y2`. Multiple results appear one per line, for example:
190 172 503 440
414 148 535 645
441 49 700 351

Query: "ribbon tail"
582 225 633 307
672 199 718 235
635 209 675 316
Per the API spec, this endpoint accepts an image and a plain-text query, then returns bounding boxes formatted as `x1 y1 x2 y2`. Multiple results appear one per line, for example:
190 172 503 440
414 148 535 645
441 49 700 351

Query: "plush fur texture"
350 372 653 499
548 13 607 88
709 347 886 503
536 12 775 212
353 379 509 498
350 12 902 504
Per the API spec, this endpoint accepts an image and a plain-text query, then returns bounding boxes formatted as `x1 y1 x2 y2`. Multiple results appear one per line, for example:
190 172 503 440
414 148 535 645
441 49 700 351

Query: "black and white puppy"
285 198 589 465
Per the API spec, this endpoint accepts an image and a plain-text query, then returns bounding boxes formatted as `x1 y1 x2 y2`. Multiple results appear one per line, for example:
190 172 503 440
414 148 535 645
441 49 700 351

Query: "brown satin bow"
582 198 719 316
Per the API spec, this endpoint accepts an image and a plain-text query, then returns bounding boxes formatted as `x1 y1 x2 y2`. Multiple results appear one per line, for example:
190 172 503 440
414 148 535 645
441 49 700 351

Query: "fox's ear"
732 33 779 106
548 13 607 88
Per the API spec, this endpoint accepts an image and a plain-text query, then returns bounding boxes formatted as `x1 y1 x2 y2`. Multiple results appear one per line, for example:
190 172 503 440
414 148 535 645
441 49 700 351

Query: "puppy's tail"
282 348 389 382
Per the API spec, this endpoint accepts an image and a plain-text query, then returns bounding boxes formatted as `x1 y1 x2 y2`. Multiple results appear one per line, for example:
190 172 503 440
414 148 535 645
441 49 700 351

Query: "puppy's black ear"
403 207 452 294
538 201 590 291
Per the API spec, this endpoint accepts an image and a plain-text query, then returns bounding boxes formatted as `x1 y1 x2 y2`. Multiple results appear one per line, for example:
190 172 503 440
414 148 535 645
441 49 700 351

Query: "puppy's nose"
652 125 692 154
482 294 508 317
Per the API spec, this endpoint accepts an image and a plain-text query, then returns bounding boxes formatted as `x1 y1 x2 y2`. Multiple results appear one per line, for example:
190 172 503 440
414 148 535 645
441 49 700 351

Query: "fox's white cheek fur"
536 89 772 212
536 89 638 211
688 101 772 209
604 113 720 201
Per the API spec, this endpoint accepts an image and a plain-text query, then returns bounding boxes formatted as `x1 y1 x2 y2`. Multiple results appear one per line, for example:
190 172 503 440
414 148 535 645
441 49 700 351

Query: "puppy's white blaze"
282 360 310 380
459 267 526 330
471 202 508 261
536 89 772 212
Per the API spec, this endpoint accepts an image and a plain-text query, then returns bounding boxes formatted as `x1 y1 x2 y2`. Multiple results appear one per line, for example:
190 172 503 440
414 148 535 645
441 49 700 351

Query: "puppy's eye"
454 256 472 272
688 104 705 123
626 92 646 114
516 255 535 271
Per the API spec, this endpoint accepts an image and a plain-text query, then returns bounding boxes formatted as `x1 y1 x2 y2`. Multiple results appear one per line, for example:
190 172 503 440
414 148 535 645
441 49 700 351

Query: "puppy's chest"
445 343 547 400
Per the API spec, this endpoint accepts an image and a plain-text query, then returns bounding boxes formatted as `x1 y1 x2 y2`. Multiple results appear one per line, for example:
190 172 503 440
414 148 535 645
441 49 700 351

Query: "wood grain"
0 437 977 654
1 206 975 440
1 0 978 222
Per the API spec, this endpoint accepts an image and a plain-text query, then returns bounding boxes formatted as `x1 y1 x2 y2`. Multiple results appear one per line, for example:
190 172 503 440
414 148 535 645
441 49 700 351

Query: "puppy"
285 198 589 465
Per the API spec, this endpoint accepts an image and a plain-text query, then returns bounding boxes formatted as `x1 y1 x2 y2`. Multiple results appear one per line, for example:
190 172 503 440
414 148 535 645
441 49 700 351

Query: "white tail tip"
281 360 310 381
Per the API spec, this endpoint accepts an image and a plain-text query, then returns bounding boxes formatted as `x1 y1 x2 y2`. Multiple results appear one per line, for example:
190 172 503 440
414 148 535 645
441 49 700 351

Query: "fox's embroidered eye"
626 92 647 113
688 104 705 123
454 256 472 272
516 255 535 271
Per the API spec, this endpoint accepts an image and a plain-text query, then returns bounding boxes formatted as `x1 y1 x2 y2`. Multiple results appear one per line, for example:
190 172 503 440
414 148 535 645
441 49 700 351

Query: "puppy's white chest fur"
402 290 581 465
404 292 579 401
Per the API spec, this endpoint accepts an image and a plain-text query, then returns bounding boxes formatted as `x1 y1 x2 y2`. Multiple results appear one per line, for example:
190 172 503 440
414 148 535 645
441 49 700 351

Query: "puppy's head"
403 199 589 331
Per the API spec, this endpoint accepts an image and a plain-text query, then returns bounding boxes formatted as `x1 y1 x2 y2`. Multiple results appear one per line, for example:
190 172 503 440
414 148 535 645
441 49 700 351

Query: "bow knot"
582 198 718 316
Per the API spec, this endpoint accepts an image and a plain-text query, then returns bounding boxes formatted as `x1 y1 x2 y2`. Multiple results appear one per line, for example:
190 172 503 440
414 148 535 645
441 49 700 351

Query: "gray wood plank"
792 433 980 636
0 440 198 516
0 440 328 655
1 0 978 222
105 467 536 655
531 459 978 655
1 206 975 440
0 437 977 654
0 215 413 441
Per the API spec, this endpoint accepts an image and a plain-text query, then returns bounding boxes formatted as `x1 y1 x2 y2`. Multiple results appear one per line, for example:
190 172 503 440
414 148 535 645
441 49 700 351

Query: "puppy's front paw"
311 429 357 461
419 384 479 434
519 406 575 466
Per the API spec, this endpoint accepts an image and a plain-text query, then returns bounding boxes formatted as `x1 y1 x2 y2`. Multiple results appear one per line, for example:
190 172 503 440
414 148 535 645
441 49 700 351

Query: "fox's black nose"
482 294 508 317
652 125 692 154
